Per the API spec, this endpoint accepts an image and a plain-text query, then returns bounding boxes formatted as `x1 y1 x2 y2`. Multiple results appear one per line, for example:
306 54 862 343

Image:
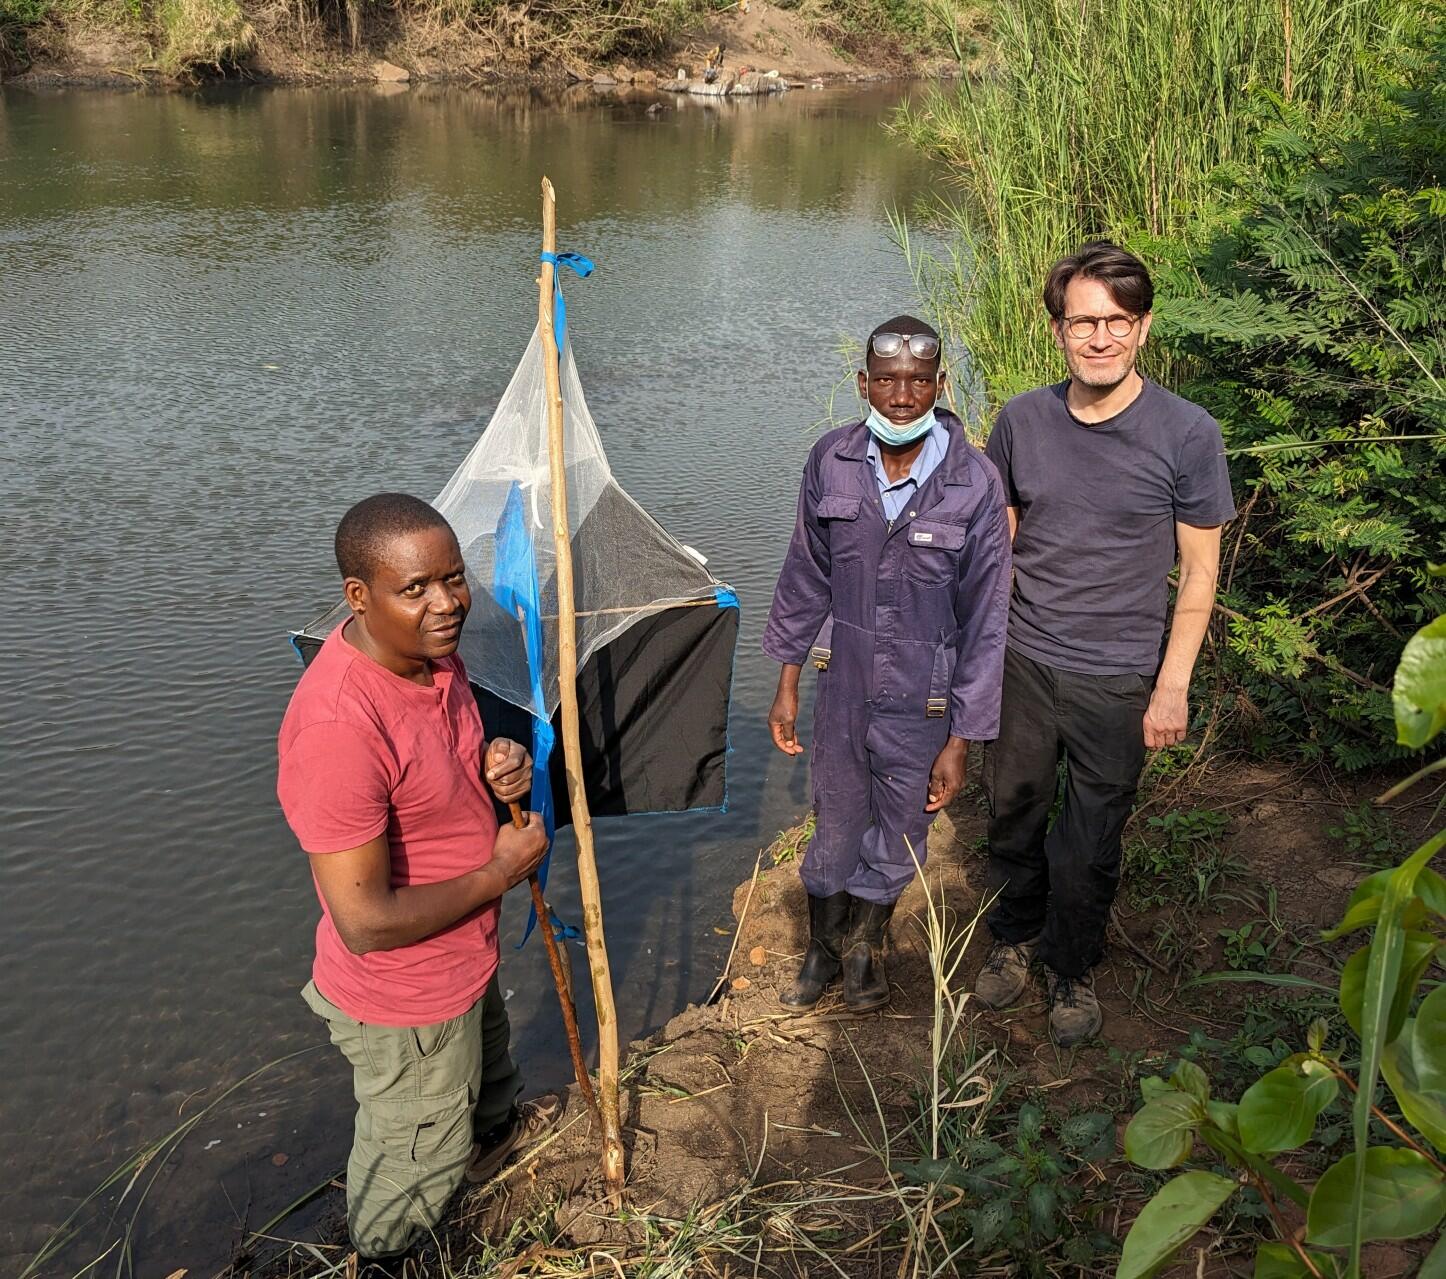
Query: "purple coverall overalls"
762 411 1012 905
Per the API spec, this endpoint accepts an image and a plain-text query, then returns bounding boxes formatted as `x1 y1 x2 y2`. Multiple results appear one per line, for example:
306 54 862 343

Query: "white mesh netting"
304 327 724 721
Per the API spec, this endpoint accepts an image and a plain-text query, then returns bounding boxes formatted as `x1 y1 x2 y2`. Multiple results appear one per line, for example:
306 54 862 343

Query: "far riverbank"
0 0 975 90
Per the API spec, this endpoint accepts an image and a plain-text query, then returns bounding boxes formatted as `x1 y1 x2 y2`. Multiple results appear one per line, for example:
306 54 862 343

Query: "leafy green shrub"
1115 597 1446 1279
1329 803 1406 867
896 0 1441 771
1124 807 1234 912
899 1101 1119 1275
1147 25 1446 769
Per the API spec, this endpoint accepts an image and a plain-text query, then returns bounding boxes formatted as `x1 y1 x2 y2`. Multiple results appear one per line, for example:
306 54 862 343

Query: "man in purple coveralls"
763 316 1012 1012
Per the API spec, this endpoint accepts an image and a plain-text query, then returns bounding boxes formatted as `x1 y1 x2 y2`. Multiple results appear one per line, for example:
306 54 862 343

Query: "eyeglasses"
1061 313 1141 340
870 332 941 360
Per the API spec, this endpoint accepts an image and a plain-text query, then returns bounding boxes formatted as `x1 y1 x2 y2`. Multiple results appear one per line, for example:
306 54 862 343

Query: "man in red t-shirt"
278 492 553 1259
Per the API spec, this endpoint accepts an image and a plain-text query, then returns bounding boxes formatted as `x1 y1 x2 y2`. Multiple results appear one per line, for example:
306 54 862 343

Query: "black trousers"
984 647 1152 978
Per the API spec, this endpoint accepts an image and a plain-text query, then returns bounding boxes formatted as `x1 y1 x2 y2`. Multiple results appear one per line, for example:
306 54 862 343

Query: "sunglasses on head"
869 332 941 361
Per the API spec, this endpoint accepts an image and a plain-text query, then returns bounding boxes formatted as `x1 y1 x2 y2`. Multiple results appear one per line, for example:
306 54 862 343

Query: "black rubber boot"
842 897 897 1011
779 892 852 1008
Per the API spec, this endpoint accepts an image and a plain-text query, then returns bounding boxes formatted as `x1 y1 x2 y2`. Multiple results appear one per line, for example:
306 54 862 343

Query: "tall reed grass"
894 0 1415 419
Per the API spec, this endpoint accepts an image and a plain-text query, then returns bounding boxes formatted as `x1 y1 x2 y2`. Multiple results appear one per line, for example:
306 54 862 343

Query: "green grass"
893 0 1415 425
768 812 815 866
1328 801 1409 868
1123 807 1237 914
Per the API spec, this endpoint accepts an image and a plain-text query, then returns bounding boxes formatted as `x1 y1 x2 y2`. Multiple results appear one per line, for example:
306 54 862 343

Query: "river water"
0 80 934 1273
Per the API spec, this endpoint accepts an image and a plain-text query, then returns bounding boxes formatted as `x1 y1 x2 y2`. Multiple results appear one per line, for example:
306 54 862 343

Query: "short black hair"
1043 240 1154 319
335 492 454 582
865 314 942 368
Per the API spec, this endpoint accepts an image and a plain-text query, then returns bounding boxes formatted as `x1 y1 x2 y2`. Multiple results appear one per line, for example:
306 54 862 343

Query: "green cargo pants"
302 977 523 1258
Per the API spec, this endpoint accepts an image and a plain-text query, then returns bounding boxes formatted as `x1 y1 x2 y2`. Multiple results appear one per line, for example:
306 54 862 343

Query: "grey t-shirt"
984 378 1236 676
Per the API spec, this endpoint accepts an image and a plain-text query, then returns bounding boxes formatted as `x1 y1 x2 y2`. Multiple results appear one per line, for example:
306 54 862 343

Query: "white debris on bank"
660 69 789 96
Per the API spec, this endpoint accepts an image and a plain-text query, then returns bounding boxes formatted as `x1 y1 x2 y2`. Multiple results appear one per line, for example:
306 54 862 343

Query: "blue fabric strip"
492 480 567 947
539 251 595 349
714 586 740 609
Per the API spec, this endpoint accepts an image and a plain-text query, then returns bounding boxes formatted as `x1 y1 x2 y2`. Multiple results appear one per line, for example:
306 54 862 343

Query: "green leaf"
1342 832 1446 1274
970 1196 1012 1250
1306 1147 1446 1246
1393 614 1446 748
1017 1102 1044 1143
1380 1032 1446 1152
1347 869 1394 910
1324 867 1446 936
1321 892 1384 940
1182 970 1335 994
1421 1227 1446 1279
1058 1111 1114 1159
1140 1074 1171 1101
1117 1171 1237 1279
1415 982 1446 1089
1172 1059 1211 1105
1207 1099 1240 1138
1124 1093 1204 1170
1238 1062 1338 1154
1339 930 1440 1040
1350 866 1446 917
1027 1180 1058 1238
895 1157 967 1188
1417 868 1446 917
1379 989 1446 1152
1252 1241 1339 1278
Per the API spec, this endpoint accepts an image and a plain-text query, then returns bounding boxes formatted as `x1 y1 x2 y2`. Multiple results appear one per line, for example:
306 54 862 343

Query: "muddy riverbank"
249 762 1434 1278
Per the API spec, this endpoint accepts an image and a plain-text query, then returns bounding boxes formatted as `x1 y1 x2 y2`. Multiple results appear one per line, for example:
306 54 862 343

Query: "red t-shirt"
277 622 500 1026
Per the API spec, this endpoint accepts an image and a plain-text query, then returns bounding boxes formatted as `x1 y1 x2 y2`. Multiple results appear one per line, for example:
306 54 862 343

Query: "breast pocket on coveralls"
817 493 864 623
902 519 967 585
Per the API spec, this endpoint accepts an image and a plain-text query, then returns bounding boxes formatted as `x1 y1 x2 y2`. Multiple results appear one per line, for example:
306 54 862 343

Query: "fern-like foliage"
1148 19 1446 769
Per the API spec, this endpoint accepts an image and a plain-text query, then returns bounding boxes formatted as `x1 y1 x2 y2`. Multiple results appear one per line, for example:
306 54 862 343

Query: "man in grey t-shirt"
977 241 1235 1046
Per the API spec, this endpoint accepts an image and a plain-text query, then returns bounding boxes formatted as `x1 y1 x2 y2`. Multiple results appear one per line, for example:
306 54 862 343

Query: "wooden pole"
508 802 599 1127
537 176 626 1196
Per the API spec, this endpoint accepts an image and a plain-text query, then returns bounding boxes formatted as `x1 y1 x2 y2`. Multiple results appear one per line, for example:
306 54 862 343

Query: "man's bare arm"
1005 506 1019 541
308 814 548 955
1144 523 1223 749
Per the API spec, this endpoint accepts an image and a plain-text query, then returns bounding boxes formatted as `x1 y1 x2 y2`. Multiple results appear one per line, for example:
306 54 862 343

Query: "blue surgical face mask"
866 403 937 447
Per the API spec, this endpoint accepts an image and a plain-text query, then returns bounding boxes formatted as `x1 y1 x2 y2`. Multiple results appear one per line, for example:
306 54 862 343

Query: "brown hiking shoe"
465 1093 562 1184
974 936 1039 1010
1046 969 1102 1047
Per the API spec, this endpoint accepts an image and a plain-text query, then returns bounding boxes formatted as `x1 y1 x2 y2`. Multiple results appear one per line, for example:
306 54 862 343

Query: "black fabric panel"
290 601 737 826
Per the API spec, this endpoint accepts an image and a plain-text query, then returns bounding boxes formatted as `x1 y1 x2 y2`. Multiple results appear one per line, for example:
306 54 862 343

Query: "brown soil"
255 762 1435 1277
5 0 955 89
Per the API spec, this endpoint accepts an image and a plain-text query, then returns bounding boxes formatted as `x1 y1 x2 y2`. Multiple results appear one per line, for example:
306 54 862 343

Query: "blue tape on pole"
539 251 595 349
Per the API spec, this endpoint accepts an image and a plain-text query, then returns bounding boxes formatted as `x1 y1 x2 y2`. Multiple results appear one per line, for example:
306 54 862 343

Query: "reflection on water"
0 81 935 1271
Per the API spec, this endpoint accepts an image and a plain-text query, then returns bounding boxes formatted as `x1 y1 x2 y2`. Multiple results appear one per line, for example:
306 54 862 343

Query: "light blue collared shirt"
865 415 950 522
